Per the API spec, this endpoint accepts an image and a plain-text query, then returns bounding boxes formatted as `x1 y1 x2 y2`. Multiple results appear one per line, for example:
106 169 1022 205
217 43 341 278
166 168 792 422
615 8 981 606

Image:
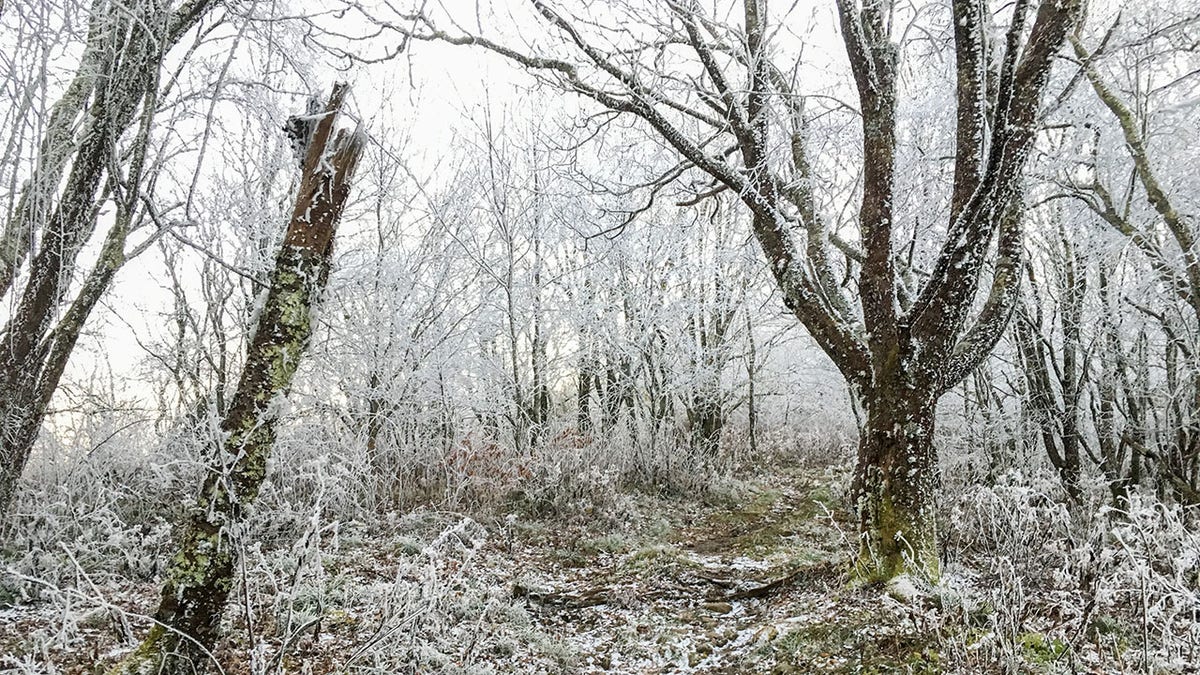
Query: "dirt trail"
495 467 945 673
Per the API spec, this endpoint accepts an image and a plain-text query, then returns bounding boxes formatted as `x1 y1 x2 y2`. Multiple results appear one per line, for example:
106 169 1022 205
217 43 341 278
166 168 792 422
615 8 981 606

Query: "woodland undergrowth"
0 423 1196 674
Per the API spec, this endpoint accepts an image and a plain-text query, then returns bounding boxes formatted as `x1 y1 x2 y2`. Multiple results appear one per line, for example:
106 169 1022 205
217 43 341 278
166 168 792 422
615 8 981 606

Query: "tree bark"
577 361 594 435
110 84 364 674
852 379 939 581
0 0 218 518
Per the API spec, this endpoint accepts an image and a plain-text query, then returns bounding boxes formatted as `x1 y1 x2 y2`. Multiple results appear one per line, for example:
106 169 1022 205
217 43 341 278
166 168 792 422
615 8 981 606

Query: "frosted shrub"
1100 495 1200 670
941 470 1200 672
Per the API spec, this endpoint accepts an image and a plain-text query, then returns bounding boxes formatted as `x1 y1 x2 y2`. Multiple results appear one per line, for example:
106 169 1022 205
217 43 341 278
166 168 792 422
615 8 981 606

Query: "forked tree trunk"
400 0 1081 583
852 382 938 581
110 84 364 674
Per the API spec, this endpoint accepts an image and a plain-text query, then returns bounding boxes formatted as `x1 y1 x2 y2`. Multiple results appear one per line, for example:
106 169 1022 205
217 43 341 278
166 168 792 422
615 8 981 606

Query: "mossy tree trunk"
111 84 364 674
852 383 938 582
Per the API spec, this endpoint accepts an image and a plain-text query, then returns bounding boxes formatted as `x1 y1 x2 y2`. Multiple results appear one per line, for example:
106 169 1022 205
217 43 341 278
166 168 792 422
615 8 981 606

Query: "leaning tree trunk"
110 84 364 674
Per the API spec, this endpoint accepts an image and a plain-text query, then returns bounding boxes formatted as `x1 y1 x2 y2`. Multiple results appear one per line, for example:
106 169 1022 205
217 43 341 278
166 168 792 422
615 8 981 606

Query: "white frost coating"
885 574 925 604
244 284 272 346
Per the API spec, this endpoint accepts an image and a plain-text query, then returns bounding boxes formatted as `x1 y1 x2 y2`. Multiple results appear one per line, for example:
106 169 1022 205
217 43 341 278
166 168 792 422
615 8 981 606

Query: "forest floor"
0 459 1129 674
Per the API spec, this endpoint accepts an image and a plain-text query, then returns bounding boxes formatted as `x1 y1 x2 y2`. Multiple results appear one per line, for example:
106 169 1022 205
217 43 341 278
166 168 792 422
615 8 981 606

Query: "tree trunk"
745 307 758 458
1015 306 1083 503
852 386 939 582
577 363 593 435
0 0 218 519
688 392 724 458
1096 267 1131 508
0 205 140 514
110 84 363 674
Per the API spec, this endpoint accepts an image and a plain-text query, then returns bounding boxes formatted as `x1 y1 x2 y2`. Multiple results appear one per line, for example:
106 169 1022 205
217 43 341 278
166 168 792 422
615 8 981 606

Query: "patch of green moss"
0 576 19 608
701 484 840 561
627 544 682 565
1086 614 1123 639
389 537 422 556
1019 631 1068 665
619 544 703 580
547 547 590 568
762 614 942 674
851 494 939 584
576 533 629 555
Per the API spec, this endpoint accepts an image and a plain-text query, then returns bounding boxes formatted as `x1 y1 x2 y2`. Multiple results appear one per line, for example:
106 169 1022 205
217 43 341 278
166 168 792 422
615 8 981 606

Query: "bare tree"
676 202 753 459
1069 16 1200 505
1092 258 1144 508
0 0 220 516
1014 223 1089 503
385 0 1082 579
321 137 481 508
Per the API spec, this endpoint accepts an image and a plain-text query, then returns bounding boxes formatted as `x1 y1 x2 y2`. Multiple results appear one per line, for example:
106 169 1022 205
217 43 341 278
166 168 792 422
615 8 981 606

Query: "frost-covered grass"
941 473 1200 673
0 435 1196 673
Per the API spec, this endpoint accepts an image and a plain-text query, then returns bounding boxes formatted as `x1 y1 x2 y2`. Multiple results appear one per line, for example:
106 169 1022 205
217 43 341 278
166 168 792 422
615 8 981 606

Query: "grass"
0 462 1162 674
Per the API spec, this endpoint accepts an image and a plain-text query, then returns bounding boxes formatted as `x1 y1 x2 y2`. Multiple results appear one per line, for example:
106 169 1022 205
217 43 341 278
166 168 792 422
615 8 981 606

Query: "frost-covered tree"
0 0 220 516
1065 9 1200 505
112 84 365 673
378 0 1082 580
1013 218 1089 503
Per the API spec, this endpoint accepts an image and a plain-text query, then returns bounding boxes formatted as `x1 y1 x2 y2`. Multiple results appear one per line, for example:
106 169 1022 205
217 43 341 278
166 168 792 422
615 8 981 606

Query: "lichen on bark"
110 84 364 674
851 391 940 584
